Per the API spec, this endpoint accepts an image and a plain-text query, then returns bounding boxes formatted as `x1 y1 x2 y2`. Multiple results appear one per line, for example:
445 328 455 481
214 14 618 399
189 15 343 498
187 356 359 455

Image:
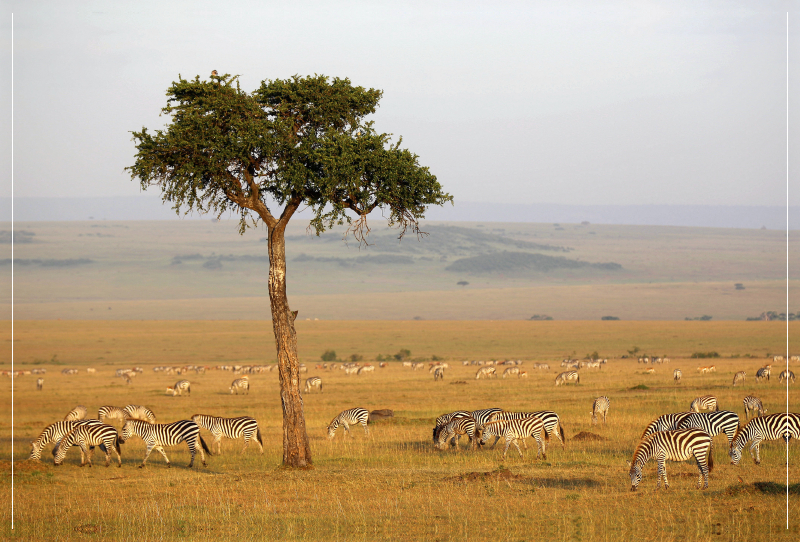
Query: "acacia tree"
127 73 451 468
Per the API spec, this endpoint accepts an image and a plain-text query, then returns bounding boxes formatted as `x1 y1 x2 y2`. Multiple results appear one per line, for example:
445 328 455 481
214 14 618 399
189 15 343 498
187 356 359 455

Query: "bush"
690 351 720 359
349 354 363 362
321 350 337 362
394 349 412 361
601 316 619 321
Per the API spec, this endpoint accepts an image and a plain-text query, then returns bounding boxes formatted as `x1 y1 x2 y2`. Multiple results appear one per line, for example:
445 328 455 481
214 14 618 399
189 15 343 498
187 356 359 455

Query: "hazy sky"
2 1 798 207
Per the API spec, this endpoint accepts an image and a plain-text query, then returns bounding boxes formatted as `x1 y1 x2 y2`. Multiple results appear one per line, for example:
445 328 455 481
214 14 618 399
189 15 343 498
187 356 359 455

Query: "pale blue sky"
2 1 798 207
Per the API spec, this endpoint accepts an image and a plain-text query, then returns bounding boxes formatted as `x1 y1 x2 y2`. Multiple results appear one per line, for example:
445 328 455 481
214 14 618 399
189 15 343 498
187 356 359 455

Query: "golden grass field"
2 320 800 540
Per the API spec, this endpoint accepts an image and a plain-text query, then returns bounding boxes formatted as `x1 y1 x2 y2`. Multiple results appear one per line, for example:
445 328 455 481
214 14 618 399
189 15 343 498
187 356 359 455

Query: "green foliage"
445 251 621 274
690 351 720 358
393 349 412 361
529 314 553 321
349 354 363 362
685 315 713 321
321 350 337 362
601 316 619 321
630 384 649 390
734 283 745 290
627 346 640 356
587 351 600 360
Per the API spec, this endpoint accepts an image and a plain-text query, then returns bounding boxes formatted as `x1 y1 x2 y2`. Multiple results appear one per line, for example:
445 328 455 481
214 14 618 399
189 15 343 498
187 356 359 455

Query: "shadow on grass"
445 466 602 489
724 481 800 496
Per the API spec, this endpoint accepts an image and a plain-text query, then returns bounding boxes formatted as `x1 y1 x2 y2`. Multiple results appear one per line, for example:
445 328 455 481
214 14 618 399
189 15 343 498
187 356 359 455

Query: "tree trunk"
268 222 312 468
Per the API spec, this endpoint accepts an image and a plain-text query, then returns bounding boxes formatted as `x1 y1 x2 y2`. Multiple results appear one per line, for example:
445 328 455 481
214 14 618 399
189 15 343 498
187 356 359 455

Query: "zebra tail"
199 435 212 456
256 428 263 446
115 438 122 455
707 446 715 473
559 423 566 446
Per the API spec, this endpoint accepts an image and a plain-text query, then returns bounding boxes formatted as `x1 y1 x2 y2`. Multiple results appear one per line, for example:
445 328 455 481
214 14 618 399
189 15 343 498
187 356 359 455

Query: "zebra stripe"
230 377 250 395
729 412 800 465
121 419 209 468
676 410 741 445
640 412 694 440
434 417 476 451
629 428 714 491
755 367 771 382
433 366 445 381
482 412 548 456
475 367 496 379
98 406 128 424
779 370 795 384
555 370 580 386
673 369 682 383
690 395 718 413
123 405 156 423
591 396 610 425
29 419 103 461
433 411 471 444
167 379 191 396
742 396 766 419
191 414 263 455
304 377 322 393
64 405 88 421
476 417 546 459
54 422 122 467
327 408 369 439
732 371 746 386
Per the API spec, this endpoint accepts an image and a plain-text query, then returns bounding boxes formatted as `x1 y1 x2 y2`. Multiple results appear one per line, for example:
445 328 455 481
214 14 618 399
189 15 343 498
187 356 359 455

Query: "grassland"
3 320 800 540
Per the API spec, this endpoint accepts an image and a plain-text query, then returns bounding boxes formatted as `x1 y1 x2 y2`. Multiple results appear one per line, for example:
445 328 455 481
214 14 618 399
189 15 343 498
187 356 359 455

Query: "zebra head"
326 423 337 439
629 463 642 491
120 420 136 443
29 440 43 460
728 444 742 466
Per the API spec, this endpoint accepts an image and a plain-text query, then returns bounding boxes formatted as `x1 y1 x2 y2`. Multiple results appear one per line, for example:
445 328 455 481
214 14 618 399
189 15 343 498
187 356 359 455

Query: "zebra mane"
630 437 653 469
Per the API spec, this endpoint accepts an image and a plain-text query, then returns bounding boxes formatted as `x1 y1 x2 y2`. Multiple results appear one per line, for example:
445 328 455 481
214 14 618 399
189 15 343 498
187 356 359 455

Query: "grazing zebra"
677 410 741 445
29 419 103 461
167 379 191 396
555 370 580 386
640 412 694 440
432 410 472 444
304 376 323 393
755 367 770 382
191 414 263 455
327 407 370 439
475 417 546 459
230 377 250 395
433 366 445 381
36 378 43 391
123 405 157 423
732 371 746 386
743 395 766 419
482 411 548 455
434 416 477 451
472 408 504 428
673 369 682 383
502 367 520 378
54 422 122 467
629 428 714 491
98 406 128 424
591 396 610 425
779 370 796 384
527 410 566 448
121 419 209 468
475 366 496 379
64 405 88 421
690 395 718 413
729 412 800 465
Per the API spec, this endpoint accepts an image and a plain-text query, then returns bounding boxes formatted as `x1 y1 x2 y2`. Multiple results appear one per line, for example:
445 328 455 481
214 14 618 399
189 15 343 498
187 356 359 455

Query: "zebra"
555 370 580 386
591 396 610 425
121 419 210 468
640 412 695 440
527 410 566 448
167 379 191 396
676 410 741 446
481 411 549 454
475 366 496 379
433 366 445 381
673 369 682 383
729 412 800 465
54 422 122 467
327 407 369 439
502 367 520 378
755 367 770 382
230 377 250 395
475 417 546 459
191 414 263 455
690 395 718 412
98 406 129 424
64 405 88 421
304 376 322 393
743 395 766 419
29 419 103 461
779 370 796 384
732 371 746 387
629 428 714 491
36 378 43 391
434 416 477 451
432 410 472 445
123 405 157 423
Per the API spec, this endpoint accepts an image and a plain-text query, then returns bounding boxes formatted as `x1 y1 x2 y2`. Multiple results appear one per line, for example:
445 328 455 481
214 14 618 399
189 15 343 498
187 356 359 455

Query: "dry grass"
3 320 800 540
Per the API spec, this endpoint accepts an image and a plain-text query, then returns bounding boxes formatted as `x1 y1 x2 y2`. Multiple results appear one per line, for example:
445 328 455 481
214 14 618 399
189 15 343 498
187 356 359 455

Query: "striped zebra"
304 376 323 393
121 419 210 468
640 412 694 440
555 370 580 386
64 405 88 421
472 408 504 427
123 405 157 423
230 377 250 395
676 410 741 445
779 370 796 384
327 407 369 439
167 379 191 396
743 395 766 419
673 369 682 383
29 419 103 461
502 367 520 378
98 406 128 424
755 367 770 382
433 366 445 381
191 414 263 455
729 412 800 465
629 428 714 491
732 371 746 387
432 410 472 444
591 396 610 425
434 416 477 451
36 378 44 391
475 367 496 379
527 410 566 448
54 422 122 467
475 417 546 459
690 395 718 413
481 411 548 455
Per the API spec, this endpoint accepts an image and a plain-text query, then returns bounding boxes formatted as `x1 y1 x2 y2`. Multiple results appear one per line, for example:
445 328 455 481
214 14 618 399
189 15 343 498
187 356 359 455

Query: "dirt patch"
445 467 523 482
0 460 49 474
450 381 467 385
571 431 608 441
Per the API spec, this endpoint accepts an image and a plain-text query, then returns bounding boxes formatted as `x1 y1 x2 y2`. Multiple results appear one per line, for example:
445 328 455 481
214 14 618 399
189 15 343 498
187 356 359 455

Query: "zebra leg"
657 458 667 489
750 439 762 465
140 443 156 467
502 437 512 459
512 438 523 458
489 435 501 449
342 422 351 437
536 434 546 460
214 435 223 455
241 435 250 454
363 421 369 436
154 445 171 467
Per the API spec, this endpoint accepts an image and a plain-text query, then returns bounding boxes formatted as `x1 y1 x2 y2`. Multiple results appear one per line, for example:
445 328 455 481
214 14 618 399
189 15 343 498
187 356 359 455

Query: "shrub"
349 354 363 362
321 350 337 362
394 349 412 361
601 316 619 321
690 351 720 359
